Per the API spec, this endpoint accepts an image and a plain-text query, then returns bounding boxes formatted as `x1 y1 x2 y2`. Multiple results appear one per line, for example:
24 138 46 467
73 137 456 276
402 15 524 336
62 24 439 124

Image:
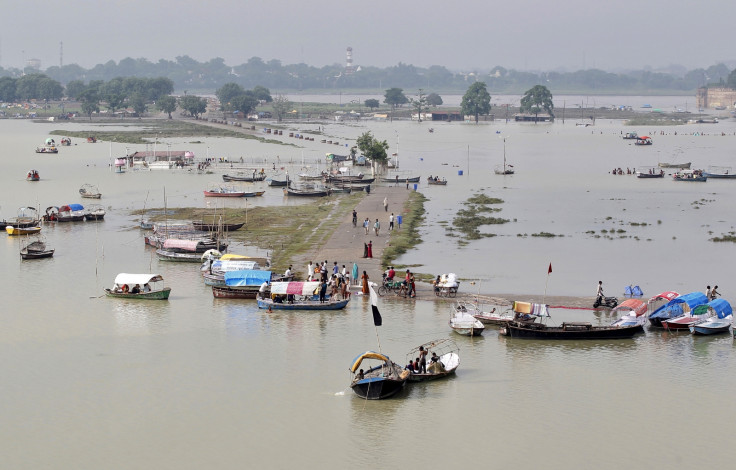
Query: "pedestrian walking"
367 241 373 258
383 197 388 212
352 209 357 227
307 261 313 281
363 217 369 235
374 218 381 236
389 213 394 231
397 214 402 230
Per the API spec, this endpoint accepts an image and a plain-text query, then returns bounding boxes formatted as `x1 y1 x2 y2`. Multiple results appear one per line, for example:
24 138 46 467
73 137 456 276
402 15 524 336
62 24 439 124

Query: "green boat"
104 273 171 300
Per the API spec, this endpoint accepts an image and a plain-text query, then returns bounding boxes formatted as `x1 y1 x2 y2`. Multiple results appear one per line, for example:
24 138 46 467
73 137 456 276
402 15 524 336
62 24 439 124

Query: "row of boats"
447 290 733 339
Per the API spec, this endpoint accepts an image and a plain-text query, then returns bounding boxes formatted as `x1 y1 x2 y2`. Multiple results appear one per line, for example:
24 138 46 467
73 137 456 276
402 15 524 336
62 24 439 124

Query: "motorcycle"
594 295 618 308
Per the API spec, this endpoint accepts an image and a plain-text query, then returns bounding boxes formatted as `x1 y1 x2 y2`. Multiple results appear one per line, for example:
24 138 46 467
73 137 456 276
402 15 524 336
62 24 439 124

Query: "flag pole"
543 263 552 305
368 282 383 354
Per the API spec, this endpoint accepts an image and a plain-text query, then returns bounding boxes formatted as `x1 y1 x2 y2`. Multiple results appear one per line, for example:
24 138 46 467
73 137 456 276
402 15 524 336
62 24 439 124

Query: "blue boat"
212 270 272 299
349 351 409 399
689 299 733 335
649 292 709 327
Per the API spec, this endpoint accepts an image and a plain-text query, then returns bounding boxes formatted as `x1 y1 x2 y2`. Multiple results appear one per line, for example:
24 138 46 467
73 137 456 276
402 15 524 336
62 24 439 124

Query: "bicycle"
377 278 403 296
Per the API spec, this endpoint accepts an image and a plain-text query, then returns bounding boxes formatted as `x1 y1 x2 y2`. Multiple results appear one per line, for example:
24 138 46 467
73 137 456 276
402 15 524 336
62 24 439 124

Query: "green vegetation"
531 232 562 237
382 191 427 266
49 118 293 145
711 232 736 243
452 193 508 240
461 82 491 123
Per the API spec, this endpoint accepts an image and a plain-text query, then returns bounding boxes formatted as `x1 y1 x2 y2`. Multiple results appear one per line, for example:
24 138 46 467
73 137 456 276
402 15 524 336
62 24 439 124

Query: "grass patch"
138 193 363 272
711 233 736 242
531 232 562 237
382 191 427 266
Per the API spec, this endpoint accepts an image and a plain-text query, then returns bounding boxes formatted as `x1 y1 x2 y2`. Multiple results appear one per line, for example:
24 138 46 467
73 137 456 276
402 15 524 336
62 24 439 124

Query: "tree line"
2 55 736 94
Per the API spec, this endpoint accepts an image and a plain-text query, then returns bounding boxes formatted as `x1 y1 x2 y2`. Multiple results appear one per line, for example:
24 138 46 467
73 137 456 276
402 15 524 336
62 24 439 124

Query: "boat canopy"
649 291 679 302
270 281 321 296
350 351 390 373
624 285 643 296
706 299 732 319
650 292 708 319
513 301 550 317
611 298 647 317
45 138 55 144
60 204 84 212
113 273 164 286
221 254 254 261
224 270 272 287
212 260 259 272
163 239 200 251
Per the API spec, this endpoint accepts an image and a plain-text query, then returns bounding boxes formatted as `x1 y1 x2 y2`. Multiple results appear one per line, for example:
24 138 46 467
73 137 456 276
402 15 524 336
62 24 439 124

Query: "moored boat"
648 292 708 327
672 170 707 182
84 204 106 220
284 187 331 197
256 281 349 310
702 166 736 179
192 220 245 232
500 320 643 339
211 270 272 299
381 175 421 183
610 298 648 327
636 167 665 178
449 307 485 336
658 162 691 169
6 225 42 236
104 273 171 300
689 299 732 335
349 351 409 400
427 176 448 184
222 171 266 182
56 204 86 222
26 170 40 181
634 136 653 145
203 186 251 197
20 240 54 259
79 183 102 199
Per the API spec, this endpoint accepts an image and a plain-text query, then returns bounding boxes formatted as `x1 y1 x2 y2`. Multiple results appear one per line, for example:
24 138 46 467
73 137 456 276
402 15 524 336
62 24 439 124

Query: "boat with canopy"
256 281 349 310
349 351 409 399
104 273 171 299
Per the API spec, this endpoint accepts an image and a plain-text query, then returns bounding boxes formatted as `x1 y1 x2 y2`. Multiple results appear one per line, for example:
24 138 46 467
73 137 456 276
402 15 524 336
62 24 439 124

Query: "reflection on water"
2 112 736 469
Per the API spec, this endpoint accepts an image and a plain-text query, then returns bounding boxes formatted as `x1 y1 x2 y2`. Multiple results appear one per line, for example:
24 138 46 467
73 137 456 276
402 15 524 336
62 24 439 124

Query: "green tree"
101 78 127 114
156 95 177 119
410 88 428 122
364 98 379 110
129 92 147 117
0 76 17 102
79 88 100 120
252 85 273 103
383 87 408 121
271 94 292 122
231 93 259 117
356 131 389 167
427 93 443 107
65 79 86 100
216 83 245 109
728 68 736 89
520 84 555 121
460 82 491 123
179 95 207 118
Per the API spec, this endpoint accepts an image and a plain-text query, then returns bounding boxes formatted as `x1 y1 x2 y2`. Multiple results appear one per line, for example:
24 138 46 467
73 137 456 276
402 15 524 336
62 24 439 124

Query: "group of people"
612 167 634 175
383 267 415 297
114 283 151 294
406 347 444 374
304 260 353 301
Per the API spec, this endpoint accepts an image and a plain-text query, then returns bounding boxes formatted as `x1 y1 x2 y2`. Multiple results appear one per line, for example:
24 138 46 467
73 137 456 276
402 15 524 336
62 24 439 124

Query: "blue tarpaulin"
224 270 272 287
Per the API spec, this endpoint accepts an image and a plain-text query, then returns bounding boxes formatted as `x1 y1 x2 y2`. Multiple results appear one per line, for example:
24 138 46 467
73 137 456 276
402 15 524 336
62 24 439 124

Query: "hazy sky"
3 0 735 73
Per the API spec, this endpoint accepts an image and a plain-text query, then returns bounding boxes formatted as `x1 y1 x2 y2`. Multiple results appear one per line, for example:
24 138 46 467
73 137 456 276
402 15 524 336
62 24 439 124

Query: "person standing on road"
367 241 373 259
374 218 381 236
363 217 370 235
389 213 394 231
383 197 388 212
352 209 357 227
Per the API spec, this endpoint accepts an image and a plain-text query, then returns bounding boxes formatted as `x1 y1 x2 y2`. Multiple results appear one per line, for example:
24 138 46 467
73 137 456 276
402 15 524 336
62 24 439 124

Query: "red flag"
547 263 552 274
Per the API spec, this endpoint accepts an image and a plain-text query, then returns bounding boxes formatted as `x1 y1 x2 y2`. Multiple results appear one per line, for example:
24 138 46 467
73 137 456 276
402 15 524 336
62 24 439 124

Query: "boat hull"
6 226 42 236
690 323 731 335
104 288 171 300
658 162 691 169
156 249 205 262
500 322 643 339
257 298 349 310
222 174 266 182
212 286 259 299
350 377 407 399
20 249 54 259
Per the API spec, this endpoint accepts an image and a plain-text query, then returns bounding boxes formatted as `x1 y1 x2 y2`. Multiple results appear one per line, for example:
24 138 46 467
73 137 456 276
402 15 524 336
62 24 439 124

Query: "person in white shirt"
307 261 313 281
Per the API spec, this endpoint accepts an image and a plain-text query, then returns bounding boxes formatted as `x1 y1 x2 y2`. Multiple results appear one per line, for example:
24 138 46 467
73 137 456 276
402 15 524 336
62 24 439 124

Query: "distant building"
697 87 736 110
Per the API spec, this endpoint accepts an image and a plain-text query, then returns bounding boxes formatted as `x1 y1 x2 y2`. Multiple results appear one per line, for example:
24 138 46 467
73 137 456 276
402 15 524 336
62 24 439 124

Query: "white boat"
405 338 460 382
79 183 102 199
84 204 106 220
449 308 485 336
610 298 648 327
689 299 732 335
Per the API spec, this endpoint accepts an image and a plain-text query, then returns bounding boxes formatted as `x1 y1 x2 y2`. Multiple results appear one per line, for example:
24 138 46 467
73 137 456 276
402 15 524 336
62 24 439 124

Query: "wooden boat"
222 172 266 182
267 175 290 186
622 132 639 140
494 137 515 175
673 170 707 182
192 221 245 232
26 170 40 181
381 175 421 183
500 320 643 339
211 269 271 298
703 166 736 179
84 204 106 220
256 281 349 310
405 339 460 382
157 239 225 262
323 173 364 183
658 162 691 169
649 292 708 327
104 273 171 300
20 240 54 259
427 177 448 185
689 299 732 335
610 299 648 327
203 187 249 197
636 167 665 178
79 184 102 199
56 204 86 222
35 146 58 153
284 187 331 197
2 207 41 229
349 351 409 400
6 225 42 236
634 136 653 146
326 186 351 194
469 300 544 326
449 308 485 336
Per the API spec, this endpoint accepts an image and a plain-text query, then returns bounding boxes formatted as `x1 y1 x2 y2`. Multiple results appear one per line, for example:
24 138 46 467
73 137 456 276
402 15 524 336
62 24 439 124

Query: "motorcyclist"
596 281 604 305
